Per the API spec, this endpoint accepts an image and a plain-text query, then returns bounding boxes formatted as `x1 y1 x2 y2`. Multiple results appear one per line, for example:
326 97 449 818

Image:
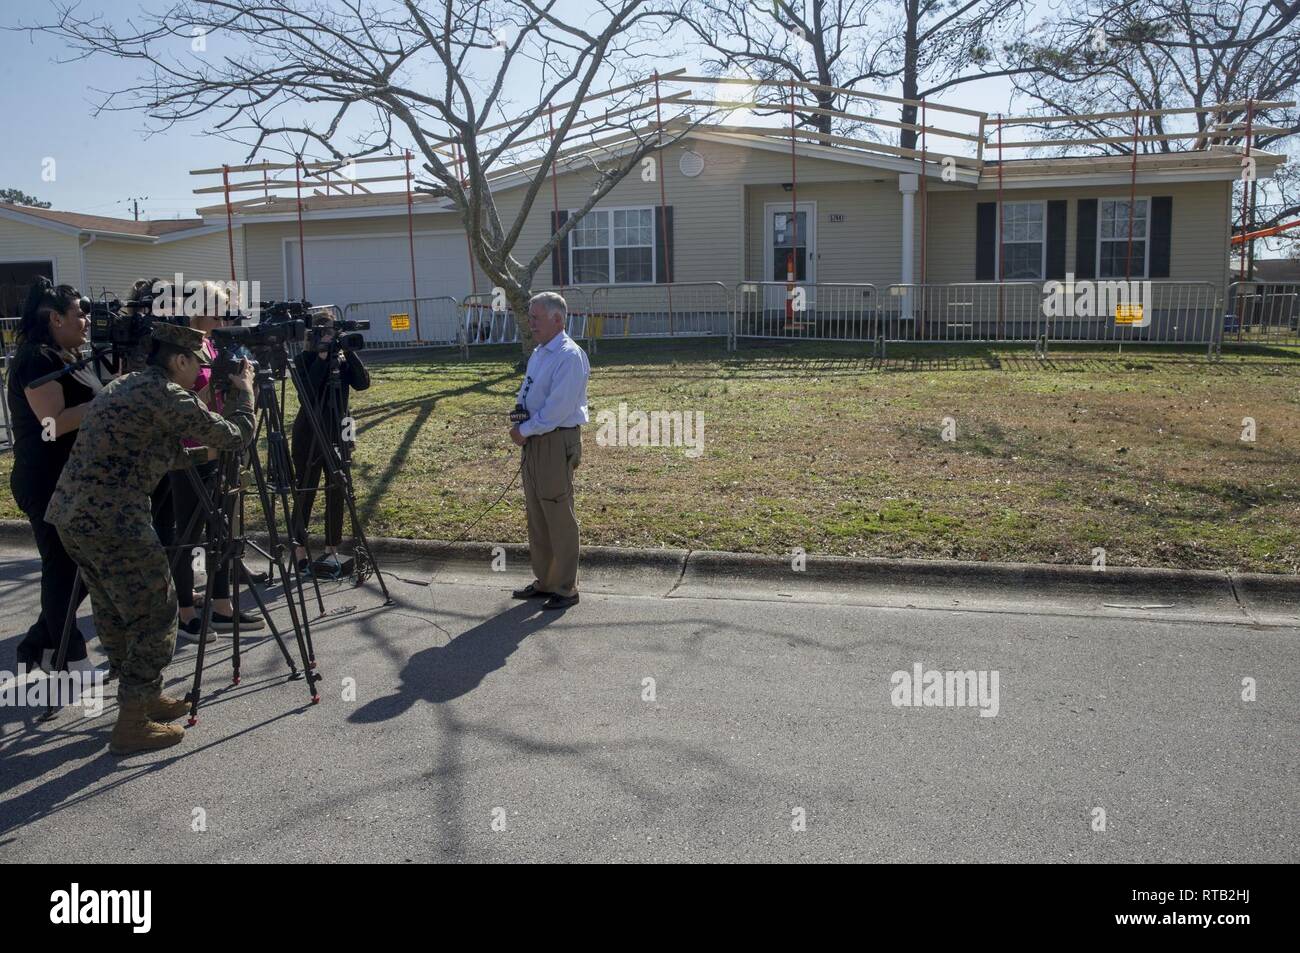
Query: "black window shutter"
975 202 996 280
654 205 674 283
550 209 570 285
1150 196 1173 277
1046 200 1067 279
1075 199 1098 279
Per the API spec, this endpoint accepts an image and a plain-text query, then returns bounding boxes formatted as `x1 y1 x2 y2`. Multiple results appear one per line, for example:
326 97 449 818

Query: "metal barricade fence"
586 282 731 348
732 282 880 347
1224 280 1300 348
882 280 1222 351
458 289 591 357
881 282 1043 343
342 296 461 348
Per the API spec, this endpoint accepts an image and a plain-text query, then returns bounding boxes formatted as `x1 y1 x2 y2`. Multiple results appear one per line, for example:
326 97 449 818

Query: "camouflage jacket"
45 365 255 539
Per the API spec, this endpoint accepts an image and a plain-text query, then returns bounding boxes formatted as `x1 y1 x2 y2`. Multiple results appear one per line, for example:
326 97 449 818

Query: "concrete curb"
5 518 1296 606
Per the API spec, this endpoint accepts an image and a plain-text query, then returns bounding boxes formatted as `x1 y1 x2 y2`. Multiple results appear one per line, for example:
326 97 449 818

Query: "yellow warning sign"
1115 304 1143 325
390 313 410 332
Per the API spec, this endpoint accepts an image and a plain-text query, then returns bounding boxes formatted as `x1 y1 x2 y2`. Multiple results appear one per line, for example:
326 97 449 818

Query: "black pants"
290 413 345 549
17 506 89 663
152 476 175 550
171 459 230 609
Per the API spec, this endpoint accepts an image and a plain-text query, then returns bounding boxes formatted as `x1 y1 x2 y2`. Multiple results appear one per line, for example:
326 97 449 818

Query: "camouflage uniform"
45 324 255 703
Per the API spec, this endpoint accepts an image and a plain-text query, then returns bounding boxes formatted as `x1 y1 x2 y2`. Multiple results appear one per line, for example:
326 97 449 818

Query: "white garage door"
285 231 472 343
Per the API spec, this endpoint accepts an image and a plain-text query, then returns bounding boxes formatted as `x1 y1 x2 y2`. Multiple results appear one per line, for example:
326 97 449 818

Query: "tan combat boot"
148 692 191 722
109 698 185 755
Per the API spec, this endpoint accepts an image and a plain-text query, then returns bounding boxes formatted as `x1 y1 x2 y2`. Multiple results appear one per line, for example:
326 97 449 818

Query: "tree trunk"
506 285 535 356
900 0 920 152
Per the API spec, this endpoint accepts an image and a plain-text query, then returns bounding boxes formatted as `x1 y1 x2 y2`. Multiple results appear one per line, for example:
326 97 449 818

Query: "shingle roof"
0 203 206 237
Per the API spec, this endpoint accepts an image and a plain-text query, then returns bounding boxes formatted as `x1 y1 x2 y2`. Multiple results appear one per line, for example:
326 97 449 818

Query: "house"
188 125 1280 344
3 122 1282 345
0 203 240 316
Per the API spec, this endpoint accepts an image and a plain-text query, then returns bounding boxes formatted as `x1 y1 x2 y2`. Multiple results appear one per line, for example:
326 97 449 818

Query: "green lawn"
5 340 1300 573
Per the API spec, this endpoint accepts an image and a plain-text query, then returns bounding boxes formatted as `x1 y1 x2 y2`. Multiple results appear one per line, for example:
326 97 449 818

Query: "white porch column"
898 173 919 321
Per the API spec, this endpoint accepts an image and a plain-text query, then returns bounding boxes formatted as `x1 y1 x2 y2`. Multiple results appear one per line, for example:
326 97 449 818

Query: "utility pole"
123 196 149 221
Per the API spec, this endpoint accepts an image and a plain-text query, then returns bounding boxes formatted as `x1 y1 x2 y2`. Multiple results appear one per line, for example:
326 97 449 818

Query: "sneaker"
210 610 266 633
177 616 216 644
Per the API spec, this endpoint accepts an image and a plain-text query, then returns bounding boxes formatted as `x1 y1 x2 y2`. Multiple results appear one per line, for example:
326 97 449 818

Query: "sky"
0 0 1030 221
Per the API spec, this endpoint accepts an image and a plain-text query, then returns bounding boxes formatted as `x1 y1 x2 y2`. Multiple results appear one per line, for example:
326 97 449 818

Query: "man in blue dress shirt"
509 292 590 610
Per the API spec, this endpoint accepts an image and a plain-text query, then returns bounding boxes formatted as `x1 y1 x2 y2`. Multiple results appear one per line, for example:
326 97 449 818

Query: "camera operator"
45 323 256 756
157 281 265 642
5 279 102 674
289 313 370 578
124 279 179 556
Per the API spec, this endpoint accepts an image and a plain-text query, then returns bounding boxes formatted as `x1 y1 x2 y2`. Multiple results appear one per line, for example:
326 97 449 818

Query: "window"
998 202 1045 280
569 207 655 284
1098 198 1149 278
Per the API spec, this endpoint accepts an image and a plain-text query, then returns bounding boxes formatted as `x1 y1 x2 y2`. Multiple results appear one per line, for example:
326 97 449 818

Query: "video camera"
308 317 369 353
210 304 308 390
86 293 182 350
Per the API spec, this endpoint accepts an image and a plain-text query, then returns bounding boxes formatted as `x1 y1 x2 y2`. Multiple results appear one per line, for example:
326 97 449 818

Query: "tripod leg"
40 566 84 722
186 553 219 727
235 562 300 677
248 420 320 703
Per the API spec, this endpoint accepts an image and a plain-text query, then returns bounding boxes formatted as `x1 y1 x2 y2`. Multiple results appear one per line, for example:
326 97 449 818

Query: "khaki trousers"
522 427 582 597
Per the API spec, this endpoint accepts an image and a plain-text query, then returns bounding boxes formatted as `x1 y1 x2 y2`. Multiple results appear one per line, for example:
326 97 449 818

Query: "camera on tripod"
309 316 369 353
210 306 307 390
86 290 191 372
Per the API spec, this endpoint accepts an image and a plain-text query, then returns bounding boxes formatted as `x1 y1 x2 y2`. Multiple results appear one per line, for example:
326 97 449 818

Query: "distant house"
0 203 238 315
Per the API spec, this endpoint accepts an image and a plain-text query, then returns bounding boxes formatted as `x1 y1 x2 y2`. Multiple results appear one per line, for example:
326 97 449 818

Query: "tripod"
178 445 320 721
288 346 391 603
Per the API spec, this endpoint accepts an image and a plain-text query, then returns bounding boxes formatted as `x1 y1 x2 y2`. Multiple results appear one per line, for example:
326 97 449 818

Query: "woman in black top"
289 314 370 577
6 279 101 671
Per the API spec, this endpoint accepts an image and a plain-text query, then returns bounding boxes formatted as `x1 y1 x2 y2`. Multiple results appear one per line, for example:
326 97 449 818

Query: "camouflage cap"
151 321 211 366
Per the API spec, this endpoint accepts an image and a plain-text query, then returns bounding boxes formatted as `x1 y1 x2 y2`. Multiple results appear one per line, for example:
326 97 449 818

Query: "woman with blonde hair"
158 280 265 640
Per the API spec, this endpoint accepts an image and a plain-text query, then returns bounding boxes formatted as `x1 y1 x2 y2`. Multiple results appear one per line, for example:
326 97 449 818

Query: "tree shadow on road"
348 602 558 722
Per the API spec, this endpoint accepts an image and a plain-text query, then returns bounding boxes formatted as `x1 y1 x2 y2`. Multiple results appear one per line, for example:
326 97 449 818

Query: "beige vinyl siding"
500 136 884 291
241 212 479 301
922 181 1233 293
83 228 247 300
0 218 83 289
229 137 1236 305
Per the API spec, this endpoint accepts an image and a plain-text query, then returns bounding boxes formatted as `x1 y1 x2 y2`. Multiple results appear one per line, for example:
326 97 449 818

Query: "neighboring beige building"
0 203 242 316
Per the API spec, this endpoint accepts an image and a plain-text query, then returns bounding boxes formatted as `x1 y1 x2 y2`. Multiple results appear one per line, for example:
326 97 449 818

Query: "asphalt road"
1 540 1296 863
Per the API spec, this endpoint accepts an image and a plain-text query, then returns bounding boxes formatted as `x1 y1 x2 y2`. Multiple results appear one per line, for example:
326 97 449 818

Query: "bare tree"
1006 0 1300 258
27 0 710 351
683 0 1029 148
683 0 894 135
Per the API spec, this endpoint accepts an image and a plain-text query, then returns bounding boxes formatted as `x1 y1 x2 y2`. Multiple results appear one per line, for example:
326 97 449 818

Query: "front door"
764 202 816 313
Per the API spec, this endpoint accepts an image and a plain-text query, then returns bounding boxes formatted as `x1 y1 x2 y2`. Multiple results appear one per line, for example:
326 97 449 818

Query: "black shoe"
242 563 270 585
210 610 266 633
15 641 44 673
177 616 216 644
542 593 579 610
512 583 551 600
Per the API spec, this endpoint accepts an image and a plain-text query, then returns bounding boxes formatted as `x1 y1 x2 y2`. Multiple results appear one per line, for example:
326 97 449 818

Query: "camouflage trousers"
60 529 178 704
